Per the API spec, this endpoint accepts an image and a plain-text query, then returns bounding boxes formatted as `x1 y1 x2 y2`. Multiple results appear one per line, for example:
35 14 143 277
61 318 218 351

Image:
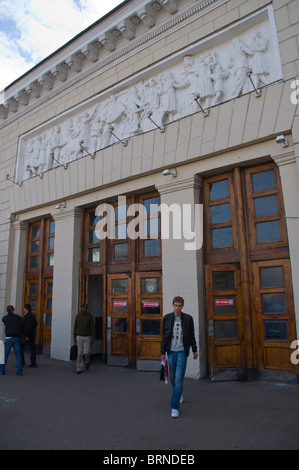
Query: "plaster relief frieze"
15 8 282 183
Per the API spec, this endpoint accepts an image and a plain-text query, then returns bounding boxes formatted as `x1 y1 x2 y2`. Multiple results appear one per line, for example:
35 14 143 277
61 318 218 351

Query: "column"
51 207 83 361
7 221 28 314
156 175 206 379
272 152 299 338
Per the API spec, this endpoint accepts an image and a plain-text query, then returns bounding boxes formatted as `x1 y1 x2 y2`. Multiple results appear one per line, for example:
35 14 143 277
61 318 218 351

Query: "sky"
0 0 124 93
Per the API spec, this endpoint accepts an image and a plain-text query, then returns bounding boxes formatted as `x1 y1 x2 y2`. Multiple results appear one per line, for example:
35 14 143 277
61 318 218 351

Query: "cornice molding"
0 0 225 124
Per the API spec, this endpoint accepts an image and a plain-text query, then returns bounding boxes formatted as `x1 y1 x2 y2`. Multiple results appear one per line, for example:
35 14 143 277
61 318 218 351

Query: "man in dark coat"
0 305 23 375
22 303 38 367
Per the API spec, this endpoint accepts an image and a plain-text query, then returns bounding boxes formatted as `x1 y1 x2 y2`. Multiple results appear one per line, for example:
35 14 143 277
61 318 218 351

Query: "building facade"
1 0 299 381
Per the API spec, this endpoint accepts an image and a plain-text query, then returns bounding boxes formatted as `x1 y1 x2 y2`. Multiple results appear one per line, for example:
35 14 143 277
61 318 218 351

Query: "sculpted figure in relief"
246 30 269 88
50 126 67 165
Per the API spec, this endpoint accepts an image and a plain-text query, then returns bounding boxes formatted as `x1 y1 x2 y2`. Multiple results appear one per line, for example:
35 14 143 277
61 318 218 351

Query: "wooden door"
204 163 298 379
205 265 245 380
107 273 132 366
252 259 298 374
42 279 53 353
24 280 41 346
135 272 162 370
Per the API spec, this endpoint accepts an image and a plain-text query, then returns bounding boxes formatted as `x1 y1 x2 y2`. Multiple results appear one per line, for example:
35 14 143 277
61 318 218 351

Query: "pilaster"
156 175 206 379
51 207 83 361
272 152 299 338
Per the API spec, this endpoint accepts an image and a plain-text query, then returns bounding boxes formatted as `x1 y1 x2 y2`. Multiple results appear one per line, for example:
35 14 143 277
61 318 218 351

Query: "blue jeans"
0 337 23 374
168 351 187 410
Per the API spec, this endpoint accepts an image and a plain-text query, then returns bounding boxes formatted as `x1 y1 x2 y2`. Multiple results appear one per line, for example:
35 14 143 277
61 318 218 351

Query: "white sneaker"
180 395 184 404
171 409 179 418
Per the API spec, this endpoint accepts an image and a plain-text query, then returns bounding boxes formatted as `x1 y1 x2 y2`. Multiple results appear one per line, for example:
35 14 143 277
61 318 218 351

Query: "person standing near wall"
73 304 95 374
22 303 38 368
161 296 198 418
0 305 23 376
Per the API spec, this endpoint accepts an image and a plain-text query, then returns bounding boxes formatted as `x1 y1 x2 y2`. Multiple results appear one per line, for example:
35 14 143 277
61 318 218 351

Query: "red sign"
114 301 127 307
215 299 234 306
143 302 159 308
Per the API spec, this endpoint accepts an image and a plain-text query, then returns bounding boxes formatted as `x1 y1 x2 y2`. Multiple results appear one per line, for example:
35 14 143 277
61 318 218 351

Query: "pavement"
0 353 299 452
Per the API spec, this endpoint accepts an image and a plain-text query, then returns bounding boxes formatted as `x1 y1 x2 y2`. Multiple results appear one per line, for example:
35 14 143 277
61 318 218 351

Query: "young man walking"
73 304 95 374
161 296 198 418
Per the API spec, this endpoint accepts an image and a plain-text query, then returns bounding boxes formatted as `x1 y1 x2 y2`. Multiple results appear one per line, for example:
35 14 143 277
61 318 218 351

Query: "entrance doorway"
204 163 298 380
81 192 162 369
23 218 55 354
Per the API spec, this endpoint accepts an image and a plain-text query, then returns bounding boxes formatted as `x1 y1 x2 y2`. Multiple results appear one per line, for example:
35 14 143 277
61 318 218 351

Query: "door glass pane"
112 299 128 313
46 298 52 311
47 283 53 295
48 237 55 250
29 299 36 311
260 266 284 287
254 196 278 217
141 319 161 336
210 204 231 224
256 221 281 243
114 243 128 260
88 247 100 262
89 212 100 226
115 204 127 221
214 296 236 314
89 230 99 243
144 197 159 214
31 226 40 238
30 256 38 269
49 221 55 234
209 179 229 200
252 170 275 192
214 320 238 339
262 293 286 313
212 272 235 289
112 318 127 333
46 314 52 327
141 299 160 314
29 283 37 296
115 223 127 240
144 239 160 257
112 279 128 294
212 227 232 248
264 320 288 340
48 253 54 267
144 217 160 236
31 240 39 253
141 278 160 294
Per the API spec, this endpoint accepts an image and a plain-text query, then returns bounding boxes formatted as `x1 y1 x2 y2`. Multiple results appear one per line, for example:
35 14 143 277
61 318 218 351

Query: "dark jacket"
161 312 197 357
2 312 23 338
23 312 38 338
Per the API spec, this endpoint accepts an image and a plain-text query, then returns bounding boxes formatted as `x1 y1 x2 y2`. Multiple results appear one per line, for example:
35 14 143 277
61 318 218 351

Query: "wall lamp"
246 69 261 97
275 135 289 148
55 202 66 209
162 168 177 177
7 214 16 222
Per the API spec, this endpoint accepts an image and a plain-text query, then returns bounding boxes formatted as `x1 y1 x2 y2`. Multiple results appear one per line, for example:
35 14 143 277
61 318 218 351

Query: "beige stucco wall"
1 0 299 377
